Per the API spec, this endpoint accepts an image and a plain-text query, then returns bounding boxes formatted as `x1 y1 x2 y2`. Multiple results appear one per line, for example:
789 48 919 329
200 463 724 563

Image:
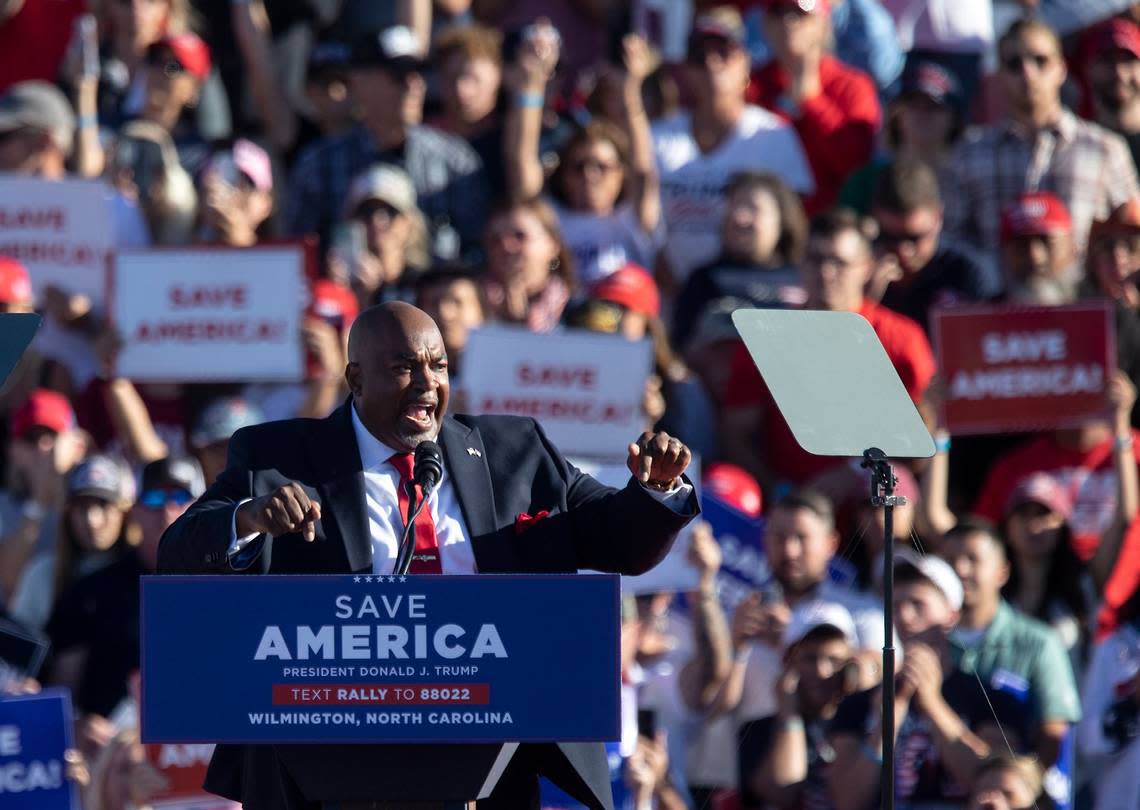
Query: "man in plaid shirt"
285 26 490 260
942 18 1139 278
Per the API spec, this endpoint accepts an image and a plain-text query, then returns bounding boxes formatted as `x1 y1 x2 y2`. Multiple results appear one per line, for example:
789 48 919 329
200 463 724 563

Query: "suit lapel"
307 401 372 573
438 417 513 572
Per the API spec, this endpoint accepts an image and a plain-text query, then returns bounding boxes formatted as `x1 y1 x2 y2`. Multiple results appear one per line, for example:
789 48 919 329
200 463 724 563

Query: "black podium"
275 742 518 807
270 740 613 809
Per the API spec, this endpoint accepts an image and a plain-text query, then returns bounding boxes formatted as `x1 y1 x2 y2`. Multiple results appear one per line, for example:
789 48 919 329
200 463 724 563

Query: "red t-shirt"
1097 516 1140 640
973 430 1140 560
0 0 86 93
723 300 935 485
75 379 188 458
747 56 881 215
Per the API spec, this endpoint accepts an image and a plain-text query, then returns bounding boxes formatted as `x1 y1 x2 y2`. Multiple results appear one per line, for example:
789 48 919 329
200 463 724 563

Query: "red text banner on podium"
932 302 1115 435
140 575 621 744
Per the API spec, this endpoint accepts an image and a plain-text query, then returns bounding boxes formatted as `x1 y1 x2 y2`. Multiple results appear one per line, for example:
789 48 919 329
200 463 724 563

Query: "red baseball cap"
703 462 763 517
758 0 831 16
0 258 33 305
1086 18 1140 62
308 278 359 330
305 279 358 379
1000 192 1072 242
11 389 75 438
1005 472 1073 521
589 264 660 318
149 33 212 81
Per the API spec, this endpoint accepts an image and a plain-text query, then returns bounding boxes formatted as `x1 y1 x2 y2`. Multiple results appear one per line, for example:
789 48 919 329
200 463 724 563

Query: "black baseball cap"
307 38 351 81
349 26 425 73
687 7 746 62
141 456 205 498
900 60 964 113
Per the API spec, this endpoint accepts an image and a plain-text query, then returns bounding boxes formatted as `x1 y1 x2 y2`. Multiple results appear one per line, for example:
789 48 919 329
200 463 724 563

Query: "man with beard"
998 191 1078 305
1082 18 1140 171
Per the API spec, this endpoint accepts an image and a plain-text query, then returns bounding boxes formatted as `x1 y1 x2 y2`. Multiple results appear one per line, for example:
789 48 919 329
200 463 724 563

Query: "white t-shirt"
652 106 814 283
553 202 662 287
880 0 994 54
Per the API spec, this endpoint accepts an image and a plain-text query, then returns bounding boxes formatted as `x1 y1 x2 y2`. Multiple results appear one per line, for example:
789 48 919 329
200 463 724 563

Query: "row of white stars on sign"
353 576 407 583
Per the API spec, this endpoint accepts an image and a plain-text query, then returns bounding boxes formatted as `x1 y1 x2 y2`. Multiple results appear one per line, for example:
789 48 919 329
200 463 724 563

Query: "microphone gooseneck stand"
394 481 432 576
861 447 906 810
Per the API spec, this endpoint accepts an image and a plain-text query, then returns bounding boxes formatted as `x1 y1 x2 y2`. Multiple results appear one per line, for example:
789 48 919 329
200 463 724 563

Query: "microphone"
394 441 443 576
413 441 443 495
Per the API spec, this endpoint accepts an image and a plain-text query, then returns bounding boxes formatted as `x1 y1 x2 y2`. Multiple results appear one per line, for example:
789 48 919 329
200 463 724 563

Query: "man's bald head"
347 301 444 364
345 302 450 453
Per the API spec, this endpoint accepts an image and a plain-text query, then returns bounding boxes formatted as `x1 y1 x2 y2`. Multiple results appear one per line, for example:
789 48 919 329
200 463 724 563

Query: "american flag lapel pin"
466 447 482 458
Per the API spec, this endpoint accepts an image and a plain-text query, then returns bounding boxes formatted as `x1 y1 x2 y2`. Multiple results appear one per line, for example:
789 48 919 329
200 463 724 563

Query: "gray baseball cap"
0 81 75 154
68 455 134 504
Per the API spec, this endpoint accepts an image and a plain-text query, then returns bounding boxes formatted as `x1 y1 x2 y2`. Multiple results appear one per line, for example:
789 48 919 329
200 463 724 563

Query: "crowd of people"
4 0 1140 808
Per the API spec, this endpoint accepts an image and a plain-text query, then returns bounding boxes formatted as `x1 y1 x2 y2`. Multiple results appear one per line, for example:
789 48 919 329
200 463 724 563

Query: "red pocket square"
515 510 550 535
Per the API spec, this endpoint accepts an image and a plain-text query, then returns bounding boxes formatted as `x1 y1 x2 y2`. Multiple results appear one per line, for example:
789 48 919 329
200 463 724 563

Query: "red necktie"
388 453 443 574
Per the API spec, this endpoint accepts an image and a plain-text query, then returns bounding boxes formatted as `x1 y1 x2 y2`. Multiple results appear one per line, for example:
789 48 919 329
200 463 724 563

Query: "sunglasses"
355 199 401 221
147 51 187 78
0 128 34 146
687 37 739 64
139 489 195 509
875 227 935 248
1093 233 1140 254
570 158 621 175
1002 52 1053 73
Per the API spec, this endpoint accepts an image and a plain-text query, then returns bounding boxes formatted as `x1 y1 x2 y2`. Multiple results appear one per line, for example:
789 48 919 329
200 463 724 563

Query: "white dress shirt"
229 405 693 573
349 406 478 575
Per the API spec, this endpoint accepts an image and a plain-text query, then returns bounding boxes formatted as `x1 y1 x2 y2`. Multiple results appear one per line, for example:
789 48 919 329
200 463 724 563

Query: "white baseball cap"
783 600 859 648
894 548 963 611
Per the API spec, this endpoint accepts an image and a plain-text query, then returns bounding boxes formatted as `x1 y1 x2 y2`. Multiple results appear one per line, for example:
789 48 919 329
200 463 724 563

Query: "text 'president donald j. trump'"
157 301 700 810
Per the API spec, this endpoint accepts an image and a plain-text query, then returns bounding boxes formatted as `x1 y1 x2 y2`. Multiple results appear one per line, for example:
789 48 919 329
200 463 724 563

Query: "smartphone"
637 708 657 740
331 221 367 272
607 6 634 67
76 14 99 79
114 136 165 193
758 580 784 605
210 152 241 188
503 22 562 66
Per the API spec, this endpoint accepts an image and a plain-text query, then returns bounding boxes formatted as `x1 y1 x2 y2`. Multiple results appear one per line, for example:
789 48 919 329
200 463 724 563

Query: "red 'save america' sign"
932 302 1115 435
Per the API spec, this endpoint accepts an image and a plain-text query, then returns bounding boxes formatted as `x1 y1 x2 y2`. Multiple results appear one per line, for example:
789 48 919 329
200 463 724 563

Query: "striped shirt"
284 125 491 259
942 109 1139 264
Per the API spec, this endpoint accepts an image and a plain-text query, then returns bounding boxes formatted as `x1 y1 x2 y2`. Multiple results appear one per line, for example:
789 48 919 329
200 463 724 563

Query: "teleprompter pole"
861 447 906 810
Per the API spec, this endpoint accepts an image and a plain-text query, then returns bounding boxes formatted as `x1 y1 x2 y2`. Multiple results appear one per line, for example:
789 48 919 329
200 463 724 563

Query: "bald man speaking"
158 302 698 810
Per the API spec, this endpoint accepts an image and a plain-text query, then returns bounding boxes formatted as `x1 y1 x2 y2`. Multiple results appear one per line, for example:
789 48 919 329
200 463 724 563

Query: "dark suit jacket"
157 402 698 810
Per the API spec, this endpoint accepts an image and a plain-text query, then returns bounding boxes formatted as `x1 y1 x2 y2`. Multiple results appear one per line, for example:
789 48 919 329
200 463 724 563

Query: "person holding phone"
827 551 997 810
738 602 861 809
333 163 431 310
197 139 275 248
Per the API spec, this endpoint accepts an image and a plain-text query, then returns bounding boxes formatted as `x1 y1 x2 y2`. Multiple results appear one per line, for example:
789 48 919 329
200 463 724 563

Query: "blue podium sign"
0 688 79 810
141 574 621 744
